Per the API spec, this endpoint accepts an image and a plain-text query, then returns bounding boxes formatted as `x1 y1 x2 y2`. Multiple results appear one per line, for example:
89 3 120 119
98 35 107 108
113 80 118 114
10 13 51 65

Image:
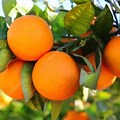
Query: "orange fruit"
32 51 80 100
103 36 120 77
63 111 90 120
0 59 25 99
83 52 116 90
7 15 53 61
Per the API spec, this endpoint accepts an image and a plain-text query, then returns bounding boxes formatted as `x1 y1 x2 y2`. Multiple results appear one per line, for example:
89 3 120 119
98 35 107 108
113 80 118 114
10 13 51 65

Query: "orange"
0 59 25 99
63 111 90 120
32 51 80 100
7 15 53 61
103 36 120 77
83 52 116 90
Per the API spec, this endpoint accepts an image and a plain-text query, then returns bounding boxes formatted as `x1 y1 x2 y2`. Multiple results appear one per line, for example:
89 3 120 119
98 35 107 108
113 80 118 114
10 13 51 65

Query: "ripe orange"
63 111 90 120
32 51 80 100
83 52 116 90
103 36 120 77
7 15 53 61
0 59 25 99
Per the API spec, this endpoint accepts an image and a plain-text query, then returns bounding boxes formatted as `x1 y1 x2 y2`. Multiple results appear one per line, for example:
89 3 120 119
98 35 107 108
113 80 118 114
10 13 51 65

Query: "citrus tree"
0 0 120 120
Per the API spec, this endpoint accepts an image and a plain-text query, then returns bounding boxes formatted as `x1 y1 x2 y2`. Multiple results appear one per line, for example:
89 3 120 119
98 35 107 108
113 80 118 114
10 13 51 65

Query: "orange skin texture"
0 59 25 99
32 51 80 100
7 15 53 61
103 36 120 77
63 111 90 120
83 53 116 90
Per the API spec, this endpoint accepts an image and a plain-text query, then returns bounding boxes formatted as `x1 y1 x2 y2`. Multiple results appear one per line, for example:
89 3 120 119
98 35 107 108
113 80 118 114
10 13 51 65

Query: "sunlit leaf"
92 5 113 39
96 91 111 100
51 11 67 41
2 0 16 16
64 2 95 36
0 48 14 72
51 100 63 120
21 62 35 102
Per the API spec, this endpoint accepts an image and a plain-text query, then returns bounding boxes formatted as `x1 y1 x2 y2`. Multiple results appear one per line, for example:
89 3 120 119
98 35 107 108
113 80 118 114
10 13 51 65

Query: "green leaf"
21 62 35 102
0 17 8 40
96 91 111 100
0 40 8 49
27 4 44 17
64 2 95 36
2 0 16 16
73 54 95 72
51 11 67 42
0 48 14 72
92 5 113 38
51 100 63 120
73 0 90 4
79 49 102 89
92 3 102 16
80 69 99 89
26 92 44 111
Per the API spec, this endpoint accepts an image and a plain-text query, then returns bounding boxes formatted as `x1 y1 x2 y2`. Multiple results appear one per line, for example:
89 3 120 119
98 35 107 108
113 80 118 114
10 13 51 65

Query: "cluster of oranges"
0 14 119 104
0 15 80 101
